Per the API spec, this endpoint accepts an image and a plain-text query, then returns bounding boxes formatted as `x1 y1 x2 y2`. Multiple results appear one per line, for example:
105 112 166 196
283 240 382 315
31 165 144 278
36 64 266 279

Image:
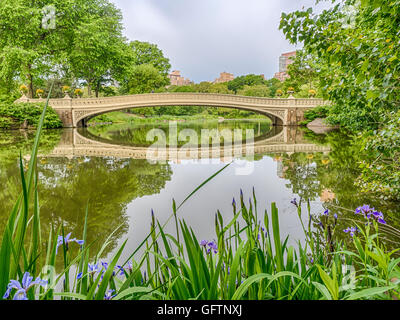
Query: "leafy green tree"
280 0 400 130
67 2 128 97
126 64 169 94
117 41 171 95
280 0 400 200
237 85 272 97
129 40 171 77
264 78 283 97
283 50 319 95
227 74 266 93
0 0 128 98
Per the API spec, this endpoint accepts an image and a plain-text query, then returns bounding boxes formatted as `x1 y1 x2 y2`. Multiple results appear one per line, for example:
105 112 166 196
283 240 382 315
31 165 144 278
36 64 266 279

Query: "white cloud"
111 0 331 82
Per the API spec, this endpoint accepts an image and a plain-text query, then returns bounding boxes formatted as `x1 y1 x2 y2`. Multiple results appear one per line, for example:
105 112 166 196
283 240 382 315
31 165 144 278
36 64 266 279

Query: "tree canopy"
280 0 400 200
280 0 400 130
0 1 172 99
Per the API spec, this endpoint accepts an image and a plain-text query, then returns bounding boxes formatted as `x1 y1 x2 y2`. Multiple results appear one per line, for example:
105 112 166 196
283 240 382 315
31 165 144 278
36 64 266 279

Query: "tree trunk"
95 80 101 98
27 65 34 98
87 82 92 97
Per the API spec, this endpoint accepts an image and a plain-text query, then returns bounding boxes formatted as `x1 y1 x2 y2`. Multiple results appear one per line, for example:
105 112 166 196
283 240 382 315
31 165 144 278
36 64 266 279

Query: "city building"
274 51 297 82
167 70 193 86
213 72 235 84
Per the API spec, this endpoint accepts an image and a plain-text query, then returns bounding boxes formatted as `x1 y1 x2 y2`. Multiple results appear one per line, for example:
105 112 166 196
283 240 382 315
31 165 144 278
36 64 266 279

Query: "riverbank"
306 118 340 134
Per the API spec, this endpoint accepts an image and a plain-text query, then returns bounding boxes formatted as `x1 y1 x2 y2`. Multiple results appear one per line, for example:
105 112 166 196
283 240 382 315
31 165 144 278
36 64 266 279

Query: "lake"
1 119 399 263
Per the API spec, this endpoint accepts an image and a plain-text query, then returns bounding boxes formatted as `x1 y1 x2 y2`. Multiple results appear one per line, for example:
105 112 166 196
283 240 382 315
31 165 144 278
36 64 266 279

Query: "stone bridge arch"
15 93 328 128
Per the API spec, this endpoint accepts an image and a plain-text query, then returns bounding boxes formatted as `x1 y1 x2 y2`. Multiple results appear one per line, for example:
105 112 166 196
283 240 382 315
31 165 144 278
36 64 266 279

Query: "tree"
117 41 171 95
0 0 128 98
227 74 266 93
280 0 400 200
126 64 169 94
67 1 128 97
283 50 319 94
129 40 171 77
237 85 272 97
280 0 400 130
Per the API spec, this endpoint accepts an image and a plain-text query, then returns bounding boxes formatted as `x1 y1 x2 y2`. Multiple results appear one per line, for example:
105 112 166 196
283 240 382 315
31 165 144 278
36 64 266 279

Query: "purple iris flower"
200 240 208 248
56 233 84 254
344 227 359 237
104 289 117 300
291 198 298 207
323 209 329 216
372 211 383 218
377 217 387 225
116 265 125 276
101 261 108 270
355 205 387 225
3 272 47 300
355 205 374 218
334 214 338 220
100 261 118 277
77 262 101 279
232 198 236 207
119 261 133 274
127 261 133 272
207 241 218 254
88 263 100 275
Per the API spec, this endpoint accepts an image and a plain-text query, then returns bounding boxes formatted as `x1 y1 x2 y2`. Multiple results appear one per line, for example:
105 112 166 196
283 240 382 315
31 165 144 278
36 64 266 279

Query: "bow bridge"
16 93 328 128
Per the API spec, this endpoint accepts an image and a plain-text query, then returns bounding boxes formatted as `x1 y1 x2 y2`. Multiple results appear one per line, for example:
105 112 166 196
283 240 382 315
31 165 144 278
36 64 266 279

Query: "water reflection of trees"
281 130 400 234
85 120 272 147
0 129 62 217
0 130 173 260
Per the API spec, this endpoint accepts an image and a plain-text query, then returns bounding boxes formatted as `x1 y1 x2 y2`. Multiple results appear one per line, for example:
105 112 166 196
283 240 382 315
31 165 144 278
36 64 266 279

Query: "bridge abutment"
286 108 306 126
55 109 74 128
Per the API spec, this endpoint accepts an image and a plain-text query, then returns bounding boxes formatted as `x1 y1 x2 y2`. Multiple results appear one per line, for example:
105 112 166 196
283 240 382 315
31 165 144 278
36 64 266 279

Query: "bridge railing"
15 93 328 109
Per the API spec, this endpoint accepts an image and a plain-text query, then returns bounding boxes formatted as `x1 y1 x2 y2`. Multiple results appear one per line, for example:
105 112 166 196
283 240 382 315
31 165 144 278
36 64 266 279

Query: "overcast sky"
110 0 331 83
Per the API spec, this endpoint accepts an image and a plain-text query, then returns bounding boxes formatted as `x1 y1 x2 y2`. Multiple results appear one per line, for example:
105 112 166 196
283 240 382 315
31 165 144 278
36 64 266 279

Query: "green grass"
1 87 400 300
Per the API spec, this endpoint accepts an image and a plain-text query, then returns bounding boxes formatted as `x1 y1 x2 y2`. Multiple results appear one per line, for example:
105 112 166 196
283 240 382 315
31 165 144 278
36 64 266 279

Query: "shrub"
0 102 63 129
304 105 330 122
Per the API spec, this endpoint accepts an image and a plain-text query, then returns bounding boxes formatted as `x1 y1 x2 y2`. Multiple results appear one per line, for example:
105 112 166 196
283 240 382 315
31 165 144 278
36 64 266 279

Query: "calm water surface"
1 119 399 262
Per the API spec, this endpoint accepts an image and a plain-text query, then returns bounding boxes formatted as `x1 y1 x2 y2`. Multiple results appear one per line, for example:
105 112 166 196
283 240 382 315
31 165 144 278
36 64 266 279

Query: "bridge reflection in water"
42 126 331 163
